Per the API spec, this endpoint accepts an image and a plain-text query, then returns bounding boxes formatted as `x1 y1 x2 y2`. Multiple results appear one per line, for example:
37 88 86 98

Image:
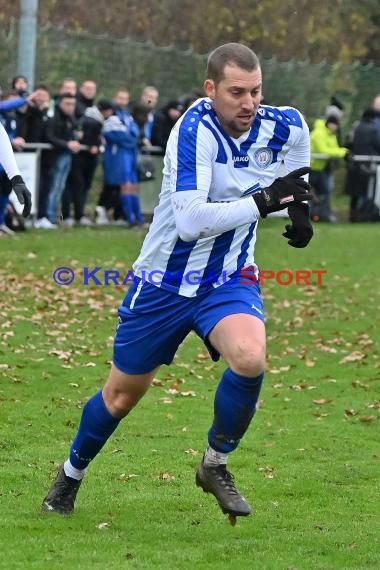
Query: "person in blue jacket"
102 106 144 227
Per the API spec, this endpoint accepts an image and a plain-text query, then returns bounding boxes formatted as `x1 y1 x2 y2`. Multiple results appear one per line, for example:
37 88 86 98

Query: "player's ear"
204 79 215 100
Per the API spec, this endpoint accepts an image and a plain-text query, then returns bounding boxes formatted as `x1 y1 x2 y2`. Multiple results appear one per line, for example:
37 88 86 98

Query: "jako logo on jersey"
253 148 273 169
233 155 249 168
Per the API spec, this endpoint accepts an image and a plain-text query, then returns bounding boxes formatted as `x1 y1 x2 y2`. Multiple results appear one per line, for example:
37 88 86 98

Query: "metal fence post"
17 0 39 90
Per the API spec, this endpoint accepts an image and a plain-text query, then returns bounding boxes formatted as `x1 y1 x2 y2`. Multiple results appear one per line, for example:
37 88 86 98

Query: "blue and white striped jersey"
133 98 310 297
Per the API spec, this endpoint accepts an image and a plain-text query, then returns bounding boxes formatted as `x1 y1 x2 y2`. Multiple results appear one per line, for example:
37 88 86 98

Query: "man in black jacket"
62 99 114 225
151 100 184 151
75 80 97 120
18 85 50 143
59 80 98 225
44 94 81 224
345 108 380 221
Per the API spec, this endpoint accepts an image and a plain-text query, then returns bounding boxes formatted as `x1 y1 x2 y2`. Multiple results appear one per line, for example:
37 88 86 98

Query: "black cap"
362 108 377 121
166 100 184 112
97 99 115 111
330 95 344 111
325 115 340 126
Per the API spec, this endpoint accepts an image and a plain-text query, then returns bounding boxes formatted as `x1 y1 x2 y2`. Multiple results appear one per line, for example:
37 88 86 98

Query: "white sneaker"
61 218 74 227
0 223 15 236
34 217 57 230
95 206 109 226
78 216 93 227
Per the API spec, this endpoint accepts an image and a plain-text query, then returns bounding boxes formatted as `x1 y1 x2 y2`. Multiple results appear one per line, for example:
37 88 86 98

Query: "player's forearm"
171 190 260 242
0 122 21 180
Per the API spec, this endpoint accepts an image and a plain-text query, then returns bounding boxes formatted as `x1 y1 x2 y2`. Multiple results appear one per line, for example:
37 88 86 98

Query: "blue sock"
120 195 135 225
208 369 264 453
131 195 144 224
0 194 9 225
70 390 121 469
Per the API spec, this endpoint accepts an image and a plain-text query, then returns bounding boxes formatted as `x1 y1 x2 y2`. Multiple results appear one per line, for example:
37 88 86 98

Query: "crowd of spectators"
309 94 380 223
0 74 201 235
0 75 379 236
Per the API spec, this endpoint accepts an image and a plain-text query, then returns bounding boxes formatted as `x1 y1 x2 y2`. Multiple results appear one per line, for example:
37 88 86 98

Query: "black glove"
11 175 32 217
252 167 312 218
282 202 313 248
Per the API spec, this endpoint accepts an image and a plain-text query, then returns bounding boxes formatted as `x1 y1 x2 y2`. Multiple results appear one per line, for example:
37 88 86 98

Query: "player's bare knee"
103 390 137 417
228 346 266 377
112 392 137 416
103 383 142 417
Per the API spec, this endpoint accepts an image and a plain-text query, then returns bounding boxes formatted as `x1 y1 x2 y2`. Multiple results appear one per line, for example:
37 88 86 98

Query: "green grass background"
0 218 379 570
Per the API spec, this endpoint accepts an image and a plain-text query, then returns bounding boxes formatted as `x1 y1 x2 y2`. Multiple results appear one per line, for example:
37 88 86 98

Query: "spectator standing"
5 86 43 229
151 99 184 151
60 78 77 97
51 78 77 113
18 85 50 143
345 108 380 221
113 88 131 124
139 85 159 142
102 105 143 227
75 80 97 120
11 74 29 97
44 94 81 224
16 85 54 230
62 99 114 226
95 88 132 226
309 116 348 222
324 95 345 144
60 80 98 226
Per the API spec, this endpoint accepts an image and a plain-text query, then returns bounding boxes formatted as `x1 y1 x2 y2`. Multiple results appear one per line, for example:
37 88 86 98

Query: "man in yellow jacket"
310 116 348 222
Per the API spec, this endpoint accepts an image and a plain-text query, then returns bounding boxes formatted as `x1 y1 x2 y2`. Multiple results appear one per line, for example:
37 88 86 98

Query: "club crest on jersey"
253 147 273 169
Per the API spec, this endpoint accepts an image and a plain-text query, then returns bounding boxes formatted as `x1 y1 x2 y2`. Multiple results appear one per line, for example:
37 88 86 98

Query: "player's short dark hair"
207 43 260 84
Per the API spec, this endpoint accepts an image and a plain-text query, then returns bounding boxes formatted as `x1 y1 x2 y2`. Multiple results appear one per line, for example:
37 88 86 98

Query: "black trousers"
61 152 98 220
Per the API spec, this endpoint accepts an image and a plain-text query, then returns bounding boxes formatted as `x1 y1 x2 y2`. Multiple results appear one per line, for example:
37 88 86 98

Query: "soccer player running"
43 43 313 520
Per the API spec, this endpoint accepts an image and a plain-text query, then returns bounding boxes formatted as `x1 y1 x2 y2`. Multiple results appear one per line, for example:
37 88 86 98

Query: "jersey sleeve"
171 189 259 241
282 111 311 175
169 115 213 194
0 122 20 180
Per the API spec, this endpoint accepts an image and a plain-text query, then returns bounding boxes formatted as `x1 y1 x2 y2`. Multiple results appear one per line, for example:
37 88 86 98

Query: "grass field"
0 219 379 570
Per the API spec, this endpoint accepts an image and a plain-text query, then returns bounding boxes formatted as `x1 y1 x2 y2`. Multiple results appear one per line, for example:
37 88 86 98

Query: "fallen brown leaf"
359 415 375 424
339 351 365 364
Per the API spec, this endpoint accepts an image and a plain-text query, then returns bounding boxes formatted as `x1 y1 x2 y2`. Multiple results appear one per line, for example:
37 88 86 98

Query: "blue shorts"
113 278 265 374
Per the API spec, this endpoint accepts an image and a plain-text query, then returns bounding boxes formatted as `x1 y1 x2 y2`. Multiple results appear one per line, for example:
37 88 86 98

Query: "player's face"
204 64 262 138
